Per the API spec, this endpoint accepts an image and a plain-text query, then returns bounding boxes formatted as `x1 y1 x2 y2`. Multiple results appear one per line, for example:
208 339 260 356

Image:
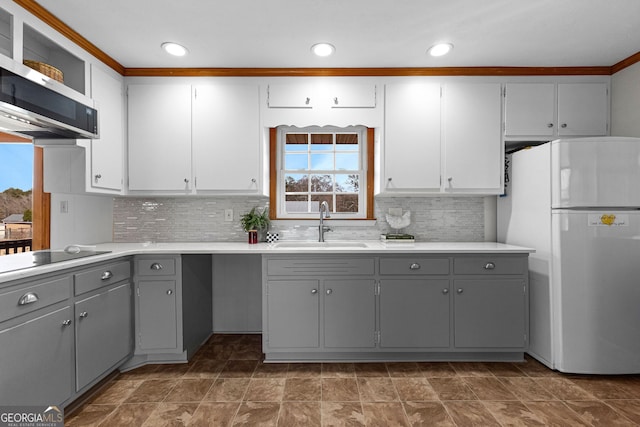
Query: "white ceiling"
35 0 640 69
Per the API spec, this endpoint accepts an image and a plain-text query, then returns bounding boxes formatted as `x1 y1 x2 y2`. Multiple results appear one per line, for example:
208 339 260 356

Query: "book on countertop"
380 233 415 242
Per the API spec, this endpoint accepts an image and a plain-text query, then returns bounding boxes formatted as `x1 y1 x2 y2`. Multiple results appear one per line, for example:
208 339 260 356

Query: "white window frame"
276 125 368 220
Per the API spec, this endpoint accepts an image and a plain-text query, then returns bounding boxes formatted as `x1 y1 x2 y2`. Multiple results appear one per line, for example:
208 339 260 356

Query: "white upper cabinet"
504 83 556 136
267 83 314 108
557 83 608 136
192 84 262 193
330 83 376 108
442 83 503 194
127 84 192 192
89 65 124 192
504 82 609 138
383 83 441 192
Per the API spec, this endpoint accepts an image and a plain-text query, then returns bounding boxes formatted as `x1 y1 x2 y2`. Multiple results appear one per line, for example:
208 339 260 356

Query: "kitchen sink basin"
272 241 369 249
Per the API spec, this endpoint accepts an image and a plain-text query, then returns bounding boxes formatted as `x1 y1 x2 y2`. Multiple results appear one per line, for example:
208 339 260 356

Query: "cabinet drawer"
136 258 177 276
453 257 527 275
379 258 450 275
267 258 375 276
0 276 71 323
74 260 131 295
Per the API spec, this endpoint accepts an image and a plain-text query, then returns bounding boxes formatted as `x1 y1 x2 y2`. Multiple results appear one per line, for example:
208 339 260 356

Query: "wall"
112 196 487 243
611 61 640 137
50 193 113 248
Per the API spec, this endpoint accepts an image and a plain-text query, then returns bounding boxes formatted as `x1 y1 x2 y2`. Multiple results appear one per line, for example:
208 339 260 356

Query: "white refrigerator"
498 136 640 374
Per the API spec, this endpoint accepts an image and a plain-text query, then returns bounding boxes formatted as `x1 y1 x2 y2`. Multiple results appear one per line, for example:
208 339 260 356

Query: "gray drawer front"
74 260 131 295
267 258 375 276
0 276 71 323
379 258 450 275
136 258 177 276
453 256 527 275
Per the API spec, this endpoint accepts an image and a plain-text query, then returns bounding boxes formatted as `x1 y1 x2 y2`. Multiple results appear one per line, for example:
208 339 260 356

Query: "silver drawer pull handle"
150 263 163 271
484 262 496 270
409 263 421 270
457 288 464 294
18 292 39 305
79 311 88 318
442 289 449 294
311 289 318 294
101 271 113 280
62 319 72 326
166 289 173 295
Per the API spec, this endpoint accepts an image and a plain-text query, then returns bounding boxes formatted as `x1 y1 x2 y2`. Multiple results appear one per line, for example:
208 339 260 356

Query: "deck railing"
0 239 32 255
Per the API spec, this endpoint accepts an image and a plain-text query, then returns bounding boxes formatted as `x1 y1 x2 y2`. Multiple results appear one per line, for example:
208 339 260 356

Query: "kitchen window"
270 126 374 220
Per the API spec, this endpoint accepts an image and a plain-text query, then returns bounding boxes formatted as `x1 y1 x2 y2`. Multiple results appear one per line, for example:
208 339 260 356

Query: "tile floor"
65 334 640 426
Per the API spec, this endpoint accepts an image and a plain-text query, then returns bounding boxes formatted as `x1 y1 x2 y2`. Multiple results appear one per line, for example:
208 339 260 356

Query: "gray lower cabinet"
0 305 74 405
137 279 179 350
75 282 132 390
323 279 376 348
266 280 319 348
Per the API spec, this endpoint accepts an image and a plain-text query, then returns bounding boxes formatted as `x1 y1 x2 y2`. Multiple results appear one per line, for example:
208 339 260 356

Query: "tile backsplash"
113 196 486 243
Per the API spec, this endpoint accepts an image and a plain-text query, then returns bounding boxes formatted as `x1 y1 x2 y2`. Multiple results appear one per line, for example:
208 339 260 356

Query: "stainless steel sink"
272 241 369 249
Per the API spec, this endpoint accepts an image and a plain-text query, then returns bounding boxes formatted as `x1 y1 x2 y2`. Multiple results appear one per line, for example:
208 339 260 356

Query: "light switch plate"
60 200 68 214
224 209 233 222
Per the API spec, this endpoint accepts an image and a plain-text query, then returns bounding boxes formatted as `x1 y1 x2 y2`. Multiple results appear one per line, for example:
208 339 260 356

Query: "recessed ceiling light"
161 42 189 57
311 43 335 57
428 43 453 57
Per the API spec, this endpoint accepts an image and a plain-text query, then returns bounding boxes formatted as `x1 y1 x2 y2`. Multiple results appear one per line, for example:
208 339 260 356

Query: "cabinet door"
504 83 555 137
331 83 376 108
454 279 525 348
266 280 320 348
90 64 124 191
75 283 132 391
0 306 73 406
379 279 450 348
128 84 192 191
384 83 441 192
193 84 261 192
268 83 314 108
323 279 376 348
557 83 608 136
137 280 178 350
442 83 502 193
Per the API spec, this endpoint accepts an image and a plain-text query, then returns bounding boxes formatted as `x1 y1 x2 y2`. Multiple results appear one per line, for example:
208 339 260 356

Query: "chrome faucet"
319 201 332 242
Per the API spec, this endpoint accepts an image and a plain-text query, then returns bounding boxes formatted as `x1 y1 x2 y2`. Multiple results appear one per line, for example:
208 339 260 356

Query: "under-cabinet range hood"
0 57 98 142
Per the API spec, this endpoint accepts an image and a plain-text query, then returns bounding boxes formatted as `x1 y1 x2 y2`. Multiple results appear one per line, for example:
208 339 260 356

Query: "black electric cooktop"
0 250 111 275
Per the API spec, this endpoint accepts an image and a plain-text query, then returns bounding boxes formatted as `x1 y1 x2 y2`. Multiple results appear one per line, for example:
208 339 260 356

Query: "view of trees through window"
0 143 33 255
283 130 362 215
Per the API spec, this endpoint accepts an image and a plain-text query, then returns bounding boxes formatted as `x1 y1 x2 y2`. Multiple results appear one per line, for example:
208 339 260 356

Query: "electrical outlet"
60 200 68 214
224 209 233 222
388 207 402 216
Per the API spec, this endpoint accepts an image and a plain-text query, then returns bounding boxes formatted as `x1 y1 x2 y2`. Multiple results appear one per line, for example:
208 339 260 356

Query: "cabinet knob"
150 263 163 270
311 289 318 294
305 97 310 105
79 311 88 318
448 177 453 182
18 292 39 305
547 123 554 128
409 263 421 270
334 97 339 105
561 123 567 128
166 289 173 295
62 319 72 326
184 178 190 183
101 270 113 280
457 288 464 294
251 178 256 183
442 288 449 294
484 262 496 270
94 174 102 182
326 289 333 295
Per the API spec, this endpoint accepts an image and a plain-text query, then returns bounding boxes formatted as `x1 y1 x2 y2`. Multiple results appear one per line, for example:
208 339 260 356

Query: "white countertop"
0 241 534 283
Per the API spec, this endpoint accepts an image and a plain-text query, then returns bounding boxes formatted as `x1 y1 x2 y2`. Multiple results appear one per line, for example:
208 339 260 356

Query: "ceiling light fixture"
161 42 189 57
311 43 335 57
428 43 453 57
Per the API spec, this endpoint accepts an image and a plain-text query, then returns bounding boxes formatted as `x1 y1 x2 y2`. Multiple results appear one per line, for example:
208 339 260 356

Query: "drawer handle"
150 263 163 271
166 289 173 295
409 263 421 270
101 271 113 280
18 292 39 305
79 311 88 318
484 262 496 270
62 319 72 326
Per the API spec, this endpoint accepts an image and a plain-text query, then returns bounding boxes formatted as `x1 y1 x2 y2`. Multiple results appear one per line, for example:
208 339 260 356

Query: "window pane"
310 195 332 212
285 195 308 213
336 194 358 213
336 134 358 151
285 153 308 170
311 134 333 151
286 134 308 151
285 174 308 192
310 153 333 170
310 174 332 192
335 153 358 170
335 174 359 192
